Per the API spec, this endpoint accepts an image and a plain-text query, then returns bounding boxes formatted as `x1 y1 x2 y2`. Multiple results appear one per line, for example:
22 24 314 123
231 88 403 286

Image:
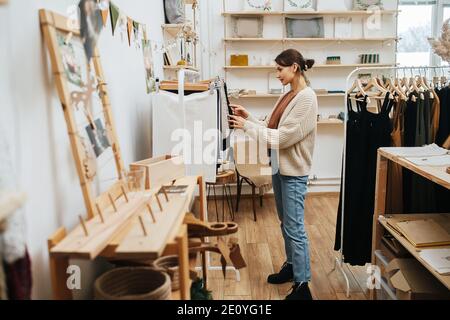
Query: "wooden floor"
201 194 370 300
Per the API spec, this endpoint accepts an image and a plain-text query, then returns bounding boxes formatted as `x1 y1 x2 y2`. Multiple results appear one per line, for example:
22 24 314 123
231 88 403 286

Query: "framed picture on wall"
85 119 111 158
353 0 383 10
57 33 86 88
244 0 272 11
284 0 315 12
317 0 348 11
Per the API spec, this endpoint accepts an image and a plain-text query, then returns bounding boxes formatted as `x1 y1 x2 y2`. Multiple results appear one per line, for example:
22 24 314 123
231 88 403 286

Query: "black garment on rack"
434 87 450 213
404 92 418 148
436 87 450 146
335 93 394 266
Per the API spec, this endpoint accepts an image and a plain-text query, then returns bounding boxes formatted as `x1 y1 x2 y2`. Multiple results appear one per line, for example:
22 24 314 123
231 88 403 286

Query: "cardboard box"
230 55 248 66
386 258 450 300
130 155 186 189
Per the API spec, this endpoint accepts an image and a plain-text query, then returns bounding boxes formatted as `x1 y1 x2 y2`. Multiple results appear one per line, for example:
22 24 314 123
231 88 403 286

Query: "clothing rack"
333 65 450 298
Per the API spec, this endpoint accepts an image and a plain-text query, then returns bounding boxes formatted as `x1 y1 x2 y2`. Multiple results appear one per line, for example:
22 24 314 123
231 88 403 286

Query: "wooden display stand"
371 148 450 299
40 9 207 300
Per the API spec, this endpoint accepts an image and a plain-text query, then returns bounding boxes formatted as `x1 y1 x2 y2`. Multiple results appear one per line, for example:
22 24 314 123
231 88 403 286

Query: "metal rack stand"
332 65 450 298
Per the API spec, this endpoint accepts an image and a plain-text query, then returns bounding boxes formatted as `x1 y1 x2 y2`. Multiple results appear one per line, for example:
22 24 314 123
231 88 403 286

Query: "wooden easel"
40 9 125 220
41 9 207 300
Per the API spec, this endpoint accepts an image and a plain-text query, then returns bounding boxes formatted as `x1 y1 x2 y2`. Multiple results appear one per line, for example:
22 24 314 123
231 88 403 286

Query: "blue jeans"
272 171 311 283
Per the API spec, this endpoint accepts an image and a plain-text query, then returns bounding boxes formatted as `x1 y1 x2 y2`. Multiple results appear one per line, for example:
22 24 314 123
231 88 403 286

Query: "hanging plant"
429 18 450 63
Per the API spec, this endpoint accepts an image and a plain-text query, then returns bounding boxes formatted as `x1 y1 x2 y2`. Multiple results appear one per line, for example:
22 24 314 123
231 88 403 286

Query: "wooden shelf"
224 37 398 42
378 148 450 189
371 148 450 299
164 66 199 72
379 216 450 291
224 63 394 70
229 93 345 99
284 37 398 42
318 119 344 125
224 38 282 42
223 10 399 16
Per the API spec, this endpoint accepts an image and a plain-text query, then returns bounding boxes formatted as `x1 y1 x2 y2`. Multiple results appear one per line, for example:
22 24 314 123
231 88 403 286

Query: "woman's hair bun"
305 59 315 70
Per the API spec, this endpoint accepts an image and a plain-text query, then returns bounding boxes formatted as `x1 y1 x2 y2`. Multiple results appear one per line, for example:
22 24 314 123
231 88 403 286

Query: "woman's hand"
228 114 247 130
230 104 249 119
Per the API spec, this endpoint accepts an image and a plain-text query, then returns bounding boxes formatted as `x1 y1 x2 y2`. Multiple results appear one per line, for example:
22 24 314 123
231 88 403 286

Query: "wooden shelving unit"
224 37 398 42
229 93 345 99
162 0 199 80
371 148 450 299
378 216 450 291
222 1 399 191
224 63 394 70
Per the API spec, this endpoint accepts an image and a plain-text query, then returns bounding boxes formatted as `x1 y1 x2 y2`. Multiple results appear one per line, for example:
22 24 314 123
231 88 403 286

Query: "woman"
228 49 318 300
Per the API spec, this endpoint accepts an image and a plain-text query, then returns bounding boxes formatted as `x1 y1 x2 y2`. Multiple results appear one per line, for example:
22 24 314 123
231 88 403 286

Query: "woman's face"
276 63 298 86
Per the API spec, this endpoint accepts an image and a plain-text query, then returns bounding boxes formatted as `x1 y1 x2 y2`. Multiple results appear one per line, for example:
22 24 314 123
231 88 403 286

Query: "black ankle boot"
267 262 293 284
285 282 313 300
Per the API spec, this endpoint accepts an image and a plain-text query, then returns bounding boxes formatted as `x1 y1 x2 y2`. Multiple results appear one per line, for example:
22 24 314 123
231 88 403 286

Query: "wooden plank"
378 148 450 190
130 155 186 189
372 153 388 261
177 224 190 300
48 228 72 300
379 217 450 290
51 190 154 259
39 9 80 35
197 176 208 289
114 176 198 259
94 182 123 217
246 243 280 300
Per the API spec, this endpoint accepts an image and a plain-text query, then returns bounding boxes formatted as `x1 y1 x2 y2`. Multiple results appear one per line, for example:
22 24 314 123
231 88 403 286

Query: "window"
441 5 450 65
397 3 433 66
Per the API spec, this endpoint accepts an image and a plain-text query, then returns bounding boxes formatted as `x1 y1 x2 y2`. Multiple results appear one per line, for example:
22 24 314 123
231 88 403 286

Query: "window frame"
397 0 450 66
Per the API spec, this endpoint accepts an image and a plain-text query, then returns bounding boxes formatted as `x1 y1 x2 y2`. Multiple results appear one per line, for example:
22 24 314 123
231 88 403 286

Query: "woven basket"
153 255 180 291
94 267 171 300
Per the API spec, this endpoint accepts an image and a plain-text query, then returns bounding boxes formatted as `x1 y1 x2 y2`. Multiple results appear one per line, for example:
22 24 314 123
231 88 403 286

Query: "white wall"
199 0 398 192
0 0 165 299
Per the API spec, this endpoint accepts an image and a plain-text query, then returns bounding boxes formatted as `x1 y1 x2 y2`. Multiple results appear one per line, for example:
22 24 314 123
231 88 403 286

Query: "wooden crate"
130 155 186 189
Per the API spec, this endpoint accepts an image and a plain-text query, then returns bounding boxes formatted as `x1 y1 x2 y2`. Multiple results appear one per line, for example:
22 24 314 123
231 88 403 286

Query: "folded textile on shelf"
383 144 450 157
419 249 450 275
405 155 450 167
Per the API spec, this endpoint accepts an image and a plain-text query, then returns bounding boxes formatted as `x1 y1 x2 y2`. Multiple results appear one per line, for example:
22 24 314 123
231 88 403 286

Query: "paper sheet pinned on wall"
79 0 103 61
127 17 133 46
109 2 119 35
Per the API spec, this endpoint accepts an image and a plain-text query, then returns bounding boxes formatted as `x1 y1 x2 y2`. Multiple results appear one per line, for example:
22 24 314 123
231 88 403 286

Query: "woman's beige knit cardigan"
243 86 318 177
